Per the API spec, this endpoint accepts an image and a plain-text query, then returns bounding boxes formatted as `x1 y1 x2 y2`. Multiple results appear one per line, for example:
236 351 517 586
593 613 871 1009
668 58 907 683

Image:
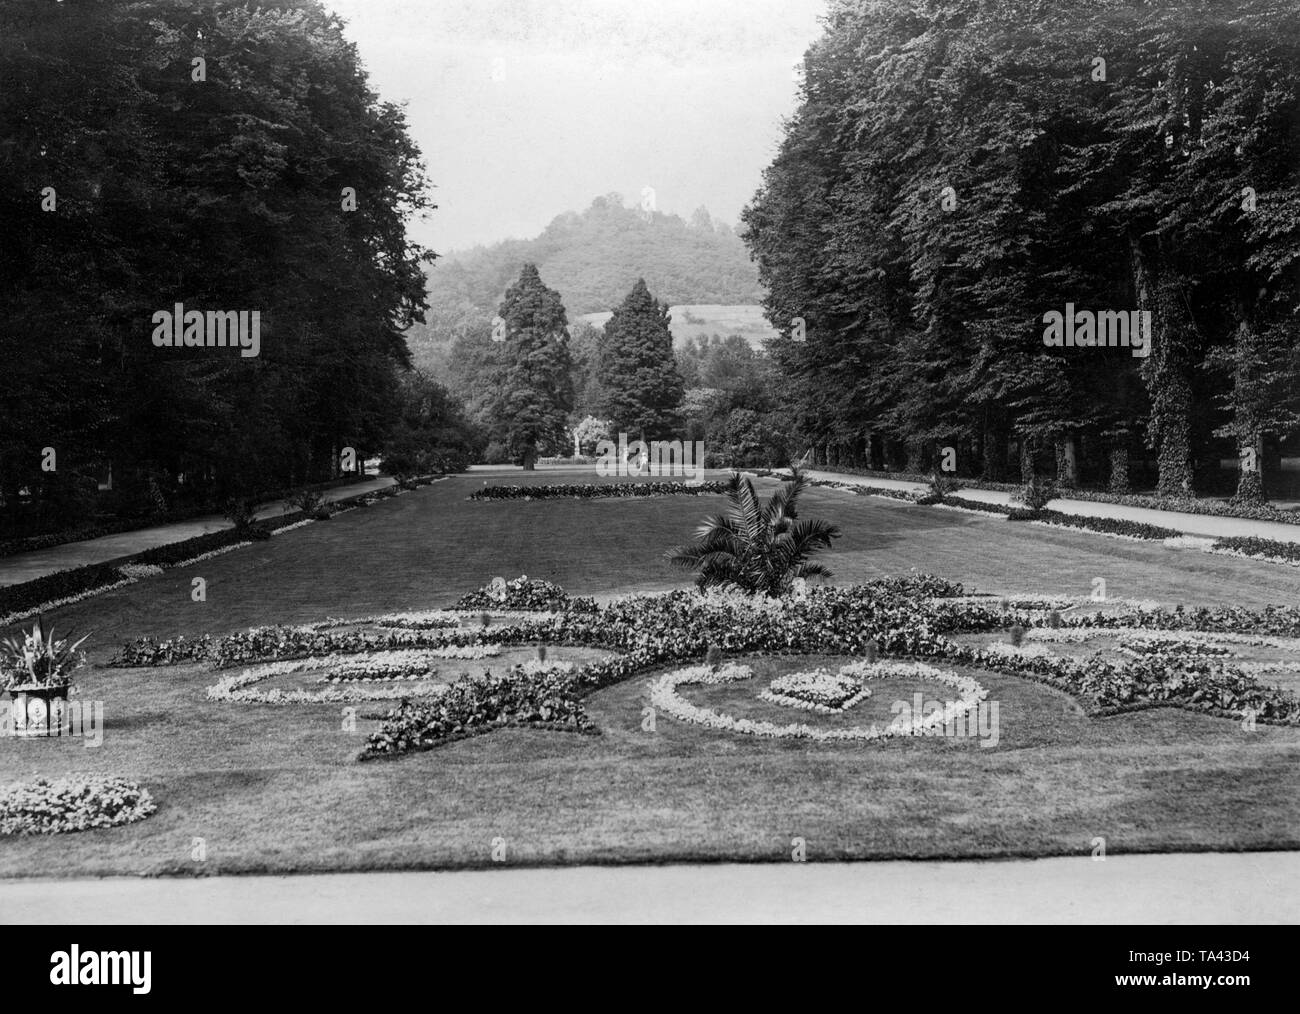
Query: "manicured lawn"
2 470 1299 876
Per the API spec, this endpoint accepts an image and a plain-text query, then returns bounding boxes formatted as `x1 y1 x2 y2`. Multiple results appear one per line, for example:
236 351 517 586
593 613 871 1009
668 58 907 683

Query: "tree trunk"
1229 304 1267 504
1109 444 1130 494
905 439 924 474
1131 237 1193 498
1235 431 1265 503
981 430 1004 482
1055 437 1078 489
1019 438 1034 483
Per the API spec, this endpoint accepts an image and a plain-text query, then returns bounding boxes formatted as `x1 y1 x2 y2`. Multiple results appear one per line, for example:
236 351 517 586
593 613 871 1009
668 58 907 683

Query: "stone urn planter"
6 684 72 737
2 618 89 740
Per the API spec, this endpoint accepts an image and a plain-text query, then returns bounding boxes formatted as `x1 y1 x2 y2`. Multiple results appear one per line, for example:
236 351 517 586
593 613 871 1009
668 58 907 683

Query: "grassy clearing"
2 471 1299 876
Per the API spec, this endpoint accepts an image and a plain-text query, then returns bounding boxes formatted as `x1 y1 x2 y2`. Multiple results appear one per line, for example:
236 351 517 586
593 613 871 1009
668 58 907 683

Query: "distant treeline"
406 195 764 376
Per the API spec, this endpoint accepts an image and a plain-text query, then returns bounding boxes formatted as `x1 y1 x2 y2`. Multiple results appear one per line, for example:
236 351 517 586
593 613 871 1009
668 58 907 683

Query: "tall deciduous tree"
0 0 433 529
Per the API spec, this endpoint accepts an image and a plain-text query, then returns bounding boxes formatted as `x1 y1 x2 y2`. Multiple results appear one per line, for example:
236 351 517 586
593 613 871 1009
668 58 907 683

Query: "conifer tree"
491 264 573 469
596 279 685 440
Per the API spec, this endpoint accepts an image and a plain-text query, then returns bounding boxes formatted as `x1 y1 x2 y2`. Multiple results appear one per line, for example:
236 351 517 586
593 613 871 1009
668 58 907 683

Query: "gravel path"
804 470 1300 544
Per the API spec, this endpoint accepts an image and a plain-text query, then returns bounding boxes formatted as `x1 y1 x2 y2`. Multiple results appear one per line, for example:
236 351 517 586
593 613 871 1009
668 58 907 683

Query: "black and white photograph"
0 0 1295 971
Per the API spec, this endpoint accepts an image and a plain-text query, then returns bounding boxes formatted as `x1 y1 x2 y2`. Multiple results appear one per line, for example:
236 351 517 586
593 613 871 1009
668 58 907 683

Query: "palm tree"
665 468 841 596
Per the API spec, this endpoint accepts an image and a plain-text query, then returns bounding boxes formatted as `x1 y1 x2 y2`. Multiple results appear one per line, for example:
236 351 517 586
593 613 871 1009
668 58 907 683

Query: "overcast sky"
324 0 827 255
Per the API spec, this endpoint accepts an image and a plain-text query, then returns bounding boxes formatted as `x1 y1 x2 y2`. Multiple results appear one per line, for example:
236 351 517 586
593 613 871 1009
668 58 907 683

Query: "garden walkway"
2 851 1295 923
805 470 1300 545
0 477 395 587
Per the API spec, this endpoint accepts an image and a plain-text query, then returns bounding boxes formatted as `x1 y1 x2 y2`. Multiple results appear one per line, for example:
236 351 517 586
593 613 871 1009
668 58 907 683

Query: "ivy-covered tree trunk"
1229 308 1267 504
1018 437 1034 483
1055 437 1078 489
1131 239 1193 497
1236 432 1265 502
1109 445 1130 494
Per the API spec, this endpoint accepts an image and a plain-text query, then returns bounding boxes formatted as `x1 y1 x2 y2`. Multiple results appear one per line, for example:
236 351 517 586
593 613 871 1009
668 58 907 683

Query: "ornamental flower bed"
470 481 729 501
651 660 987 741
451 575 598 613
207 658 450 704
109 572 1300 757
0 775 156 836
318 646 502 682
759 668 872 713
1117 635 1230 659
360 666 595 758
943 630 1300 722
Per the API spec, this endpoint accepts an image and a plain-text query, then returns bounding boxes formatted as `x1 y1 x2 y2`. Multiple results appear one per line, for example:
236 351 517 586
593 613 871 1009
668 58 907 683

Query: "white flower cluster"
317 646 502 683
930 593 1165 615
649 659 986 742
168 540 255 568
364 610 463 630
117 563 165 580
515 658 575 676
1162 535 1217 550
1028 626 1300 651
207 656 449 704
0 775 156 836
759 668 872 713
448 609 570 624
267 518 317 535
693 589 792 615
980 640 1052 659
929 594 1078 611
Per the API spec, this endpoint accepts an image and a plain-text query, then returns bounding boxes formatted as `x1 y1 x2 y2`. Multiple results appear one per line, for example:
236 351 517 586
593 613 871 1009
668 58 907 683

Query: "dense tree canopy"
743 0 1300 500
0 0 434 530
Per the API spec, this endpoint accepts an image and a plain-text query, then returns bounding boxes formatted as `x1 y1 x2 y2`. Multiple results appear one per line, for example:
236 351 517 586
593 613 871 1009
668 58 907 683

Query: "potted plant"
1 618 89 738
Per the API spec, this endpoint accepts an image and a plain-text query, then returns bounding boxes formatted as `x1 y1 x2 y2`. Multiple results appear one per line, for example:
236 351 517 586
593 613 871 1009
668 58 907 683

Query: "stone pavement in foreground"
1 852 1295 923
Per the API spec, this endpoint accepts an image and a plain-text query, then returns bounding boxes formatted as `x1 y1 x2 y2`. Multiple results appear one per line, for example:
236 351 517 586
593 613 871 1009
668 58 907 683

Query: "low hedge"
0 473 380 560
1062 488 1300 526
470 481 729 501
132 523 272 568
1211 535 1300 564
766 464 1300 527
0 564 126 622
937 495 1011 515
1 479 435 629
1028 509 1183 540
